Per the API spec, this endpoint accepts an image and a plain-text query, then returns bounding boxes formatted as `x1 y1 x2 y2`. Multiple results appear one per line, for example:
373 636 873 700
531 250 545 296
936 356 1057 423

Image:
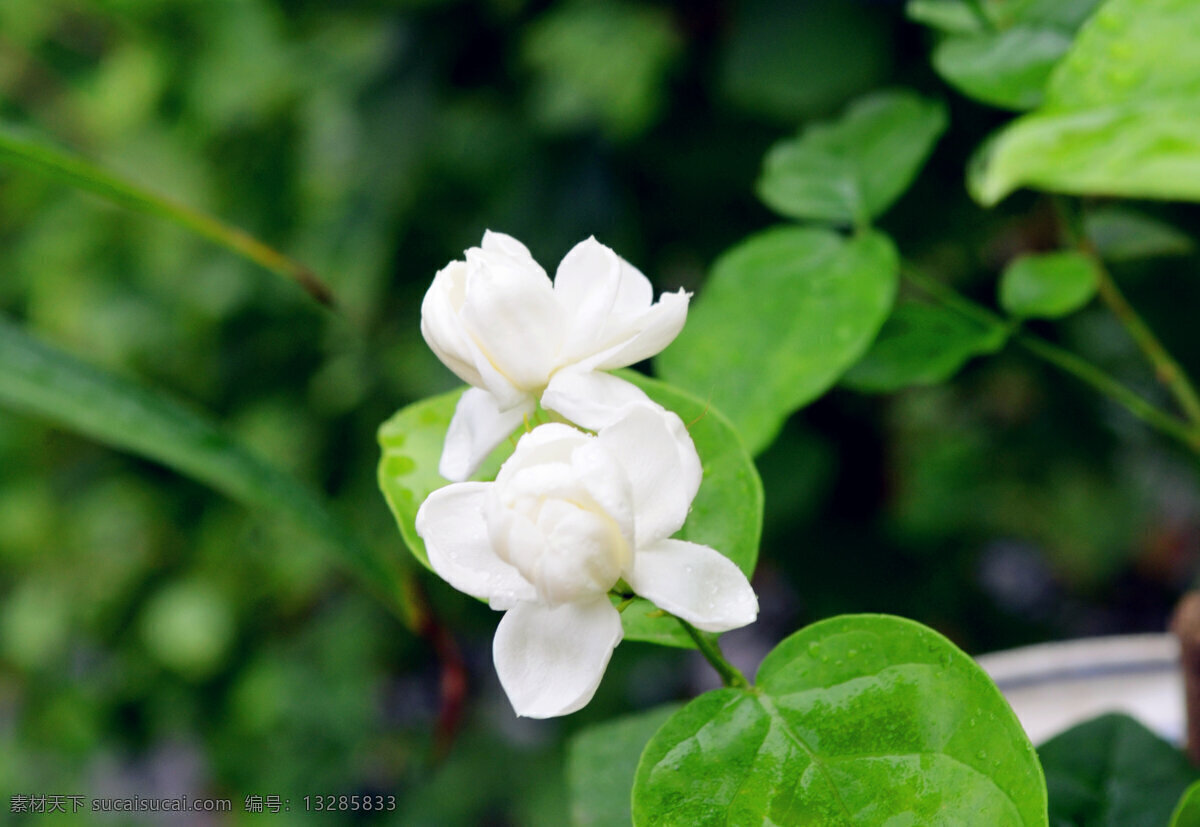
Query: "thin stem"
1055 197 1200 425
902 261 1200 453
678 619 750 689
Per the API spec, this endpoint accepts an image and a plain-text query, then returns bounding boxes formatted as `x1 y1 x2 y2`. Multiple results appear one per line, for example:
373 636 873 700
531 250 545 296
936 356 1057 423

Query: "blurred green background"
1 0 1198 823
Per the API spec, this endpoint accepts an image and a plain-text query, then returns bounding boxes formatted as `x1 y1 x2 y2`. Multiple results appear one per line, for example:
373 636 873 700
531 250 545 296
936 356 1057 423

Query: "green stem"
901 262 1200 453
1055 197 1200 426
679 619 750 689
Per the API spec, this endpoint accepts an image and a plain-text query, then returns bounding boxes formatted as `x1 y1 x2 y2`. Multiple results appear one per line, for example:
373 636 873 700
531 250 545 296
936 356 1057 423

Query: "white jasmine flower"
415 403 758 718
421 231 690 481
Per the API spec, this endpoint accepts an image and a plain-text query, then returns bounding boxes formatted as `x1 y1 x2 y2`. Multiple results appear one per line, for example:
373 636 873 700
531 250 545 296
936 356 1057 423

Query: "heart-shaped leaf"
632 614 1047 825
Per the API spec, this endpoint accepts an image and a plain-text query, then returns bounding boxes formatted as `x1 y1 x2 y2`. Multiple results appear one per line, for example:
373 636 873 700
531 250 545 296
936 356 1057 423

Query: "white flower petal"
597 403 702 546
493 597 623 718
420 261 485 388
416 483 537 607
439 389 534 482
462 244 561 391
629 539 757 633
482 230 536 261
541 369 652 432
494 423 591 485
590 288 690 371
554 237 624 361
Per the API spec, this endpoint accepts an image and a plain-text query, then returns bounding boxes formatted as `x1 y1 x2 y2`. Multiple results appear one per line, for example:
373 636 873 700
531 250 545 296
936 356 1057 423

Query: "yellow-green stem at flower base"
678 619 751 689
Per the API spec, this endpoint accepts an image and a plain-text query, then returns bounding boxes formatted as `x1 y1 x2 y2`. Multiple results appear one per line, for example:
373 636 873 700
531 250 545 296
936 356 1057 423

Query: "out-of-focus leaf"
521 0 680 139
842 301 1009 392
970 0 1200 205
632 614 1047 825
376 374 762 649
0 317 410 624
1171 780 1200 827
1084 207 1194 262
907 0 988 34
719 0 891 121
933 26 1071 110
908 0 1101 33
658 226 898 454
568 704 680 827
999 251 1099 319
1039 714 1197 826
0 124 334 306
757 90 946 226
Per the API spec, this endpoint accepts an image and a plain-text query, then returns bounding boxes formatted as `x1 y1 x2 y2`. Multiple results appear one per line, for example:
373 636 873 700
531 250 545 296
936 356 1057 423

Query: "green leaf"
0 123 334 306
999 251 1099 319
907 0 989 35
657 226 898 454
1084 206 1194 262
933 26 1072 110
756 90 947 225
842 301 1009 392
1171 780 1200 827
568 704 681 827
632 614 1047 826
970 0 1200 205
908 0 1102 34
0 317 410 623
1039 713 1197 826
376 374 762 648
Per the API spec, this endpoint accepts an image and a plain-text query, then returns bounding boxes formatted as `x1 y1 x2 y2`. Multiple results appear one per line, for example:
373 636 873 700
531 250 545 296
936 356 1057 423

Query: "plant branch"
678 619 750 689
901 262 1200 453
1055 197 1200 425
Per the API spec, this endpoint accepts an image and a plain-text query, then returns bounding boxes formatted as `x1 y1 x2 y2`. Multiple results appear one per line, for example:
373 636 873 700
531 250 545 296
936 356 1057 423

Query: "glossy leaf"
842 301 1009 392
376 374 762 648
933 26 1071 110
1171 780 1200 827
568 704 681 827
0 317 411 624
1039 713 1197 826
756 90 947 225
0 124 334 306
999 251 1099 319
632 614 1047 825
971 0 1200 205
1084 207 1194 262
657 226 898 454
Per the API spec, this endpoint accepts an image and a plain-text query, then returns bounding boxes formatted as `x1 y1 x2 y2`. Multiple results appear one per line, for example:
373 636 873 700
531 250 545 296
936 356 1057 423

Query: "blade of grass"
0 124 335 307
0 316 415 627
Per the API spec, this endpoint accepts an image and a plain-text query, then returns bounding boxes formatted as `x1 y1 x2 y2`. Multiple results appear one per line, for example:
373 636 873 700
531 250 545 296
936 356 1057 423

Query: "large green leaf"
0 124 333 306
756 90 947 225
657 226 898 454
0 317 409 621
376 374 762 648
998 251 1099 319
933 26 1071 110
1039 713 1197 826
842 301 1009 392
971 0 1200 205
568 704 681 827
632 614 1047 825
1172 780 1200 827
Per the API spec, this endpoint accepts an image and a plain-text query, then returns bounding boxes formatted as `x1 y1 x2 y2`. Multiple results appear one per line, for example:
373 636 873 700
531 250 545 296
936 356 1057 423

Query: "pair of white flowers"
416 232 757 718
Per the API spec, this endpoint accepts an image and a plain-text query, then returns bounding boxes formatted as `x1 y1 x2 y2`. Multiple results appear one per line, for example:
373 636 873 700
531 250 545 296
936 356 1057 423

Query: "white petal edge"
439 389 534 482
628 539 757 633
596 402 702 546
554 237 622 362
589 288 690 372
541 369 652 432
493 597 623 718
416 482 537 607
